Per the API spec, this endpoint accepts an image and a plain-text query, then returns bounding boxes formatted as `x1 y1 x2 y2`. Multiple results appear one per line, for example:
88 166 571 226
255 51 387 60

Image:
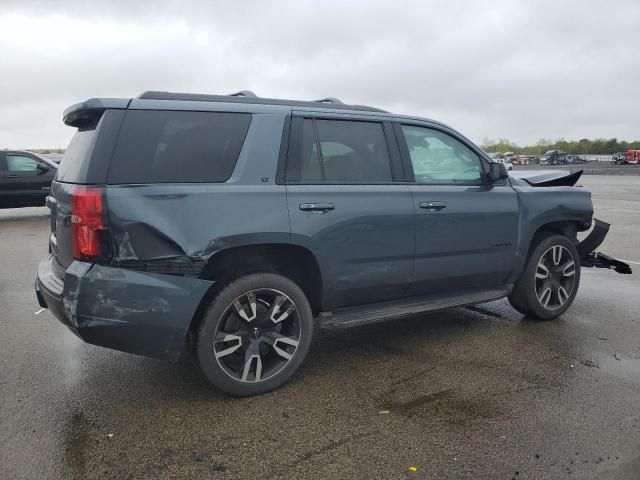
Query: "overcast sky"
1 0 639 148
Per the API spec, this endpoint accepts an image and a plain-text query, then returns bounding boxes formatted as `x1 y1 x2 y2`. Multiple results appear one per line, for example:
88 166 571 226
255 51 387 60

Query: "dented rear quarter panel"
105 108 291 277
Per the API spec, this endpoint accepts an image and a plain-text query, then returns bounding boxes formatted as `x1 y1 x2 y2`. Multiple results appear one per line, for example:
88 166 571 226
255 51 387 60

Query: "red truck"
626 150 640 164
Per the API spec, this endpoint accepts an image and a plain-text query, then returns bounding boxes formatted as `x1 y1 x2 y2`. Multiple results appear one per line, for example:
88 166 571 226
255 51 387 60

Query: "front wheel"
508 234 581 320
196 273 313 396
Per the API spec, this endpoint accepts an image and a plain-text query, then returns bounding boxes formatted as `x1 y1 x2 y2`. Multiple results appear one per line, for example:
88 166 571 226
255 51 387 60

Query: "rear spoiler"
578 219 632 274
63 98 130 127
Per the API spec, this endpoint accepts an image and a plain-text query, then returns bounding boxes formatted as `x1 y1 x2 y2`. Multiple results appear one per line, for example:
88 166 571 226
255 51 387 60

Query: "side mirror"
36 163 50 175
489 162 508 182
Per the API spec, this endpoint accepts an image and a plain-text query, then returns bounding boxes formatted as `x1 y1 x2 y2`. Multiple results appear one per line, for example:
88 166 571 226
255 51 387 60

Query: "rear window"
107 110 251 184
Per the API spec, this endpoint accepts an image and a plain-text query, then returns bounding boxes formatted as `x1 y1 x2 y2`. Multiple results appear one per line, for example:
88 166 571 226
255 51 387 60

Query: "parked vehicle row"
611 150 640 165
34 90 630 396
489 151 589 166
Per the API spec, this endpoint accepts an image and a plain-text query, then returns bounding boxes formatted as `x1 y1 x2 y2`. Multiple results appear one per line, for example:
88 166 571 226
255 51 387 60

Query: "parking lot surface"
1 175 639 479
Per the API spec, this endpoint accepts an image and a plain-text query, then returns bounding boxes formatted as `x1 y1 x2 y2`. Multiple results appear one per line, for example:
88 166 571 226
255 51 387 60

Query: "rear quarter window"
56 125 99 183
107 110 251 184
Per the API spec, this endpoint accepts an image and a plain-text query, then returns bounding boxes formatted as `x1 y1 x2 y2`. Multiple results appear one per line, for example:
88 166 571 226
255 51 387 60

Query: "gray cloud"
1 0 639 148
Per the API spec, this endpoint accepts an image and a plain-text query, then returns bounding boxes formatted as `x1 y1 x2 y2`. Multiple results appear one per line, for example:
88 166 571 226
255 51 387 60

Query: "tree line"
481 137 640 155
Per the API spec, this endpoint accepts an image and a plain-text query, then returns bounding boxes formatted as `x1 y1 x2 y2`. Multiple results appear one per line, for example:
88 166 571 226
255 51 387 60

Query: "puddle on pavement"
598 355 640 382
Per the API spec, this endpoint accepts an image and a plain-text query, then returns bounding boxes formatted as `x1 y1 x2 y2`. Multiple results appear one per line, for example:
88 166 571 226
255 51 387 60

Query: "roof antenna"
313 97 344 105
228 90 257 98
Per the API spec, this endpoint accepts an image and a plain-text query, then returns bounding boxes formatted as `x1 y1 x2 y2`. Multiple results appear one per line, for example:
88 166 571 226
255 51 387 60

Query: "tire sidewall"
197 273 313 396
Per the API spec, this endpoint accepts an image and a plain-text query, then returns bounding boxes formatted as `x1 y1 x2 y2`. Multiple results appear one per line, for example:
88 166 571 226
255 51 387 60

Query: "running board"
319 287 511 329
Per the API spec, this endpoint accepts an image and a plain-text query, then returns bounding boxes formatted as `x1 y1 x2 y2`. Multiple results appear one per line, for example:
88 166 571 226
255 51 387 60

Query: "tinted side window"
7 155 38 173
298 119 322 182
108 110 251 184
401 125 482 184
316 120 392 182
57 126 99 183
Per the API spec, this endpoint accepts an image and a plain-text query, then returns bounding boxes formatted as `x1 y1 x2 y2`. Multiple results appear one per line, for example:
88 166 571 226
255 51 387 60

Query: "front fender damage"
578 218 632 274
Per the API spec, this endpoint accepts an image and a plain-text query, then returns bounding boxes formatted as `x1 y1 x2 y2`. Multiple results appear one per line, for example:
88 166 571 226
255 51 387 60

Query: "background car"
513 155 531 165
540 150 567 165
567 155 588 164
0 150 57 208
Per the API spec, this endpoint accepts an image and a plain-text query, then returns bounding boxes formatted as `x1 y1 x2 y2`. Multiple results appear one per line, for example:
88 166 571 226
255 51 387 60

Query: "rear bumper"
35 256 214 361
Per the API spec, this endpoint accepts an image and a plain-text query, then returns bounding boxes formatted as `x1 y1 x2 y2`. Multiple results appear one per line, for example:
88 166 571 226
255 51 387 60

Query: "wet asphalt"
1 175 639 480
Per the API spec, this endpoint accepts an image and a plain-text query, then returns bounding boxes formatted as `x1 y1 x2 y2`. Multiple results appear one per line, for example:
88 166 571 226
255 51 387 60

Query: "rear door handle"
419 201 447 211
299 202 335 212
7 174 19 178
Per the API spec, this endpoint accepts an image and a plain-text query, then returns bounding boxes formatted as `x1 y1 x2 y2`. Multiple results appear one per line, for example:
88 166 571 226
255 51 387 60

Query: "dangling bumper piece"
578 218 632 274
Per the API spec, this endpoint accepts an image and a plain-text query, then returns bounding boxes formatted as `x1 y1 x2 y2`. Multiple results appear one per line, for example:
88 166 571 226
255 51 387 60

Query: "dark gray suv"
35 91 629 396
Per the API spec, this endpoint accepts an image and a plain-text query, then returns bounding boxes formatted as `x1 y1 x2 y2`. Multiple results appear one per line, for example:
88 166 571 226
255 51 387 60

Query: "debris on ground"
408 466 418 472
581 359 599 368
614 353 622 361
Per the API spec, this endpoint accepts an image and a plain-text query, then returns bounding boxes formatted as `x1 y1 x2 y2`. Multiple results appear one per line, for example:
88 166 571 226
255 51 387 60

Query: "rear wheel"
508 234 580 320
196 273 313 396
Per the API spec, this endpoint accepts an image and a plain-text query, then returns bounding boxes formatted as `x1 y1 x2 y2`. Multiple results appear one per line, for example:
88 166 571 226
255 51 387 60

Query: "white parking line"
33 308 46 315
620 259 640 265
606 209 640 214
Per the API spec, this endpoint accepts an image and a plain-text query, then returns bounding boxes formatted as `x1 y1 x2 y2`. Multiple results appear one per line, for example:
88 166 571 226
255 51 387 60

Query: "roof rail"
136 91 387 113
228 90 257 98
313 97 344 105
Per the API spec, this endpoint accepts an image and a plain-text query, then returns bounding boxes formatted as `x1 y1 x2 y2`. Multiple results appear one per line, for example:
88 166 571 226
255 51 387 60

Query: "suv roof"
63 90 389 127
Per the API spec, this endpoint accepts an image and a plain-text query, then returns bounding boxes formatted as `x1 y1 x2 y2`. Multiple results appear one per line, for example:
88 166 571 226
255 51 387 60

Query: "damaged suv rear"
35 91 630 396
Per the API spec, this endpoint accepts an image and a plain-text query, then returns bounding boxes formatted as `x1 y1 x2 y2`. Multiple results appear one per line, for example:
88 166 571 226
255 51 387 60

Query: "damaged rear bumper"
578 218 632 274
35 256 214 361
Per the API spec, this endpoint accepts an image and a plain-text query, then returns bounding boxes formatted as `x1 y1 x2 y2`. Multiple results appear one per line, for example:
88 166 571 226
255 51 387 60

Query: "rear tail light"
71 186 106 261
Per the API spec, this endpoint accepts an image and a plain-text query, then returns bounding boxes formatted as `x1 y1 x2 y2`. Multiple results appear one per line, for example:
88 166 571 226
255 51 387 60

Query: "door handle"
419 201 447 211
299 202 335 212
7 174 19 178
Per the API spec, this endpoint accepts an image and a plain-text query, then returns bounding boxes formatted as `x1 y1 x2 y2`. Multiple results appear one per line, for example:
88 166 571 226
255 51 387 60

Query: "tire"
196 273 313 396
508 234 581 320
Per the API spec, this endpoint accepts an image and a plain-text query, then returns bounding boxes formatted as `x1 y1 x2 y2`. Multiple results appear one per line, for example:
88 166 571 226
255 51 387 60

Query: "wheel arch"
530 220 578 247
188 243 323 338
509 218 588 285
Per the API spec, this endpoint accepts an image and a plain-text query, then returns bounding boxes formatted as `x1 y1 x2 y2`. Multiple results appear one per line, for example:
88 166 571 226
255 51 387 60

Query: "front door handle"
299 202 335 212
7 174 19 178
419 201 447 211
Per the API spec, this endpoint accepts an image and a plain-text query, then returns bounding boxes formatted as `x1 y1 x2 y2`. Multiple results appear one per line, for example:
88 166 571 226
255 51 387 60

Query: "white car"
494 158 513 171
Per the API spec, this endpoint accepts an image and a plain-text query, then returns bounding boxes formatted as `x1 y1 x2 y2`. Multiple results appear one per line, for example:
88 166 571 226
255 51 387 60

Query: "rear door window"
287 118 393 183
316 120 392 183
108 110 251 184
